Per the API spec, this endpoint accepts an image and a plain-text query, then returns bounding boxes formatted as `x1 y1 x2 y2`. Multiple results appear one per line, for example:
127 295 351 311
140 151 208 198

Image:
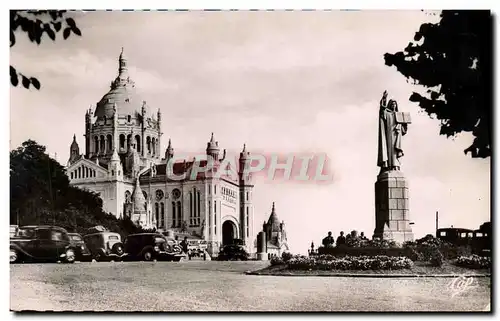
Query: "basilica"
66 49 255 255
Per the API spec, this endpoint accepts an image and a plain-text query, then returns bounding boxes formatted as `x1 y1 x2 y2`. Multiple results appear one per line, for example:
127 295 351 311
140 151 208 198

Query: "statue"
377 91 411 173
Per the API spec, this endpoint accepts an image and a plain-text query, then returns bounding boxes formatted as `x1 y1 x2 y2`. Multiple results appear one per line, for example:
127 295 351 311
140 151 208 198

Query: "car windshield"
155 237 166 243
51 231 67 241
108 235 119 241
70 235 82 241
17 228 35 238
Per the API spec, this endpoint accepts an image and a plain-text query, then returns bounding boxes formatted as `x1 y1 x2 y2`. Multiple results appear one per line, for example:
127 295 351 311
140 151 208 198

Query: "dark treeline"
10 140 147 237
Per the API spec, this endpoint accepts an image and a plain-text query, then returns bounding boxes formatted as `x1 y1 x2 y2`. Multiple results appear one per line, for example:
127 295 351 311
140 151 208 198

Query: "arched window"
70 172 73 179
119 134 125 149
197 190 201 226
246 207 249 237
155 203 159 226
135 135 141 153
100 135 105 153
160 202 165 228
214 200 217 235
94 136 99 153
152 138 156 155
127 115 131 122
125 191 132 203
176 201 182 228
172 201 176 228
107 134 113 152
147 136 151 154
189 192 193 226
78 167 81 179
93 170 96 177
127 134 132 149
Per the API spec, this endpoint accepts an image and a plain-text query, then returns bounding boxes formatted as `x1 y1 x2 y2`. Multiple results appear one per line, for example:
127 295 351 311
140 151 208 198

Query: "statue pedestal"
373 170 414 244
257 252 268 261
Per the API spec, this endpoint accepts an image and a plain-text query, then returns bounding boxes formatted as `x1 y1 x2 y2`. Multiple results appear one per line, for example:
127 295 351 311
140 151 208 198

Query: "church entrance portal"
222 220 237 246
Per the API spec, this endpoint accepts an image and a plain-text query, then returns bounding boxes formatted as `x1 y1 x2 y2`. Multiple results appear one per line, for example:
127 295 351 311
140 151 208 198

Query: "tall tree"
10 10 82 90
384 10 491 158
10 140 135 237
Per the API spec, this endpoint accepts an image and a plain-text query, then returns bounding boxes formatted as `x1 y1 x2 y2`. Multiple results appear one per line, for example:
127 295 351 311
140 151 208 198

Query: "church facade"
66 50 256 255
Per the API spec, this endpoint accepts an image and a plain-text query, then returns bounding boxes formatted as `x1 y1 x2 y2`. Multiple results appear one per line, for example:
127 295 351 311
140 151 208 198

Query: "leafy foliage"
10 10 82 90
10 140 135 238
455 254 491 269
384 10 492 158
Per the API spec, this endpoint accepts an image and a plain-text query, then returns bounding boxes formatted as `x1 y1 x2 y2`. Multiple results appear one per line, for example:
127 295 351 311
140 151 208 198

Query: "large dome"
94 84 145 119
93 48 148 119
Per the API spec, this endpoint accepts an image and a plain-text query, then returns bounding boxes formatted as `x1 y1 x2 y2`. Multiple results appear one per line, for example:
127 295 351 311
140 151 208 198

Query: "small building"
262 202 289 256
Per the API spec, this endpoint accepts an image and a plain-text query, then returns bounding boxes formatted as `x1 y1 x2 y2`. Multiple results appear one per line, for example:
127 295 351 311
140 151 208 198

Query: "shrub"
429 249 444 267
270 256 285 266
456 255 491 269
281 251 293 262
403 235 472 262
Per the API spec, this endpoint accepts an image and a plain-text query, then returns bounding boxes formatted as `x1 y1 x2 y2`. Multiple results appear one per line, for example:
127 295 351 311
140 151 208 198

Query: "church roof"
70 134 79 149
132 178 146 213
93 48 150 119
266 202 281 231
139 160 210 180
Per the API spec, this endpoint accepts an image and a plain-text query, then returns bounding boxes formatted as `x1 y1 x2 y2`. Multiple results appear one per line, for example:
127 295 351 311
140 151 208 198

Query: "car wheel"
10 249 19 264
143 250 153 261
94 252 102 262
112 243 124 256
65 249 76 263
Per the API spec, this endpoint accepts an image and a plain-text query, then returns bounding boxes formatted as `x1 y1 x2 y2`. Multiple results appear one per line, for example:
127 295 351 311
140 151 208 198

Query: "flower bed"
272 254 413 271
316 246 413 258
455 255 491 269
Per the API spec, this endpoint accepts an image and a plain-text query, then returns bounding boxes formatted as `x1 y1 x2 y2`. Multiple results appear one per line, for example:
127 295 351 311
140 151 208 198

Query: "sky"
10 10 491 253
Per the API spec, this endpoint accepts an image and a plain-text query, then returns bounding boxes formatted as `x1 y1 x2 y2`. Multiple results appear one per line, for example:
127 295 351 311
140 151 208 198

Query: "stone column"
256 231 268 261
373 170 414 244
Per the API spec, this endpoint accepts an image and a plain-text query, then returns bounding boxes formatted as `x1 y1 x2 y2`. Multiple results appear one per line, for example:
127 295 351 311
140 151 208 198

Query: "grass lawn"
252 261 491 276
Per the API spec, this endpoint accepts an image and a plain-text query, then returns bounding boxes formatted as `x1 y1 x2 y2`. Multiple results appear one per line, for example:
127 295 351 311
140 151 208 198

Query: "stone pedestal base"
257 252 268 261
373 170 414 244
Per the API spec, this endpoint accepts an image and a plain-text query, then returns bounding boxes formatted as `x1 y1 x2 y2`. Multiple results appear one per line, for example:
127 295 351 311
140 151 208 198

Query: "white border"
3 1 498 320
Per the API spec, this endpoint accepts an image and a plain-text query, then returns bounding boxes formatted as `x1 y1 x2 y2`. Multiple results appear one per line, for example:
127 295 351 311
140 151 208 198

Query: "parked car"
187 240 208 258
217 244 249 261
10 225 76 264
68 233 92 262
124 233 184 262
83 231 125 261
10 225 19 238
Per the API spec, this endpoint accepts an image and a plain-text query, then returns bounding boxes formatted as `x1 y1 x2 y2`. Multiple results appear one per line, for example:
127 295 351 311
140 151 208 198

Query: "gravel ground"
10 261 491 312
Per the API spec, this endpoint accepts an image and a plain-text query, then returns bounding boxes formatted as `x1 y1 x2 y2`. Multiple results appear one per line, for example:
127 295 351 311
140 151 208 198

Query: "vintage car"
187 240 208 258
10 225 77 264
68 233 92 262
124 233 184 262
217 243 249 261
10 225 19 238
83 231 125 261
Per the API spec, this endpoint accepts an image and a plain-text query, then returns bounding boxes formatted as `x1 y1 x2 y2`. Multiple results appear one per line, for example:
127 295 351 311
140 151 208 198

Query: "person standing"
336 231 346 247
322 232 335 248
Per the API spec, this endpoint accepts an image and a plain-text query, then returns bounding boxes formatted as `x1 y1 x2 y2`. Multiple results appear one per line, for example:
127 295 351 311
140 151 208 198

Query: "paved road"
10 261 491 312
